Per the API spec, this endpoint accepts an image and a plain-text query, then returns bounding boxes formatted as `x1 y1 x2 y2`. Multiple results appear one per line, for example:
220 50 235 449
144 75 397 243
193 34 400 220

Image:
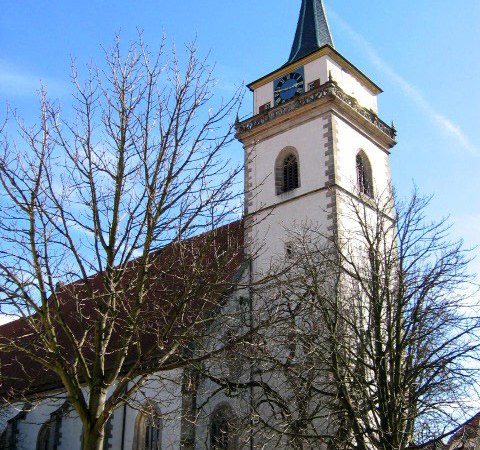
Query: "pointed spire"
288 0 334 65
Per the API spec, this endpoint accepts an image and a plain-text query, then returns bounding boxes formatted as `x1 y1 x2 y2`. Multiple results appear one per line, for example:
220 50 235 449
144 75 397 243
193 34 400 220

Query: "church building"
0 0 396 449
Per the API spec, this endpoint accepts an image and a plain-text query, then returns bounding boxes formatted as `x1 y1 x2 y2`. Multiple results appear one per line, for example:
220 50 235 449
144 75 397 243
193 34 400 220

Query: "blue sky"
1 0 479 273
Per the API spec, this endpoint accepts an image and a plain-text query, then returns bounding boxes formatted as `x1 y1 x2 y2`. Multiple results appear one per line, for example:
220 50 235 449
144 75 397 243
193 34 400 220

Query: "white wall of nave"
0 371 186 450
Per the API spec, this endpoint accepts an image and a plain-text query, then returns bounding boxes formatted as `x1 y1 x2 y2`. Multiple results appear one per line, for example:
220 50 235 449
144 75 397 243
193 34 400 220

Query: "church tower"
236 0 396 275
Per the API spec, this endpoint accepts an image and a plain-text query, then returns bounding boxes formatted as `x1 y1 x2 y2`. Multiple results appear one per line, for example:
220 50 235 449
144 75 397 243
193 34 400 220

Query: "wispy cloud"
329 11 478 155
0 61 69 98
452 213 480 275
214 63 244 94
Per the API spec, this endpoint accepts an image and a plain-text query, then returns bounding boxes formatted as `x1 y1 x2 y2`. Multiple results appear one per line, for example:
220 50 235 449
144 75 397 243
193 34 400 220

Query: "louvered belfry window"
356 153 373 197
283 154 299 193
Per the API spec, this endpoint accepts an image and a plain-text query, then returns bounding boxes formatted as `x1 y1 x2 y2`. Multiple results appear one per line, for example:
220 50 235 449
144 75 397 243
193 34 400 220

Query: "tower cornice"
237 80 396 149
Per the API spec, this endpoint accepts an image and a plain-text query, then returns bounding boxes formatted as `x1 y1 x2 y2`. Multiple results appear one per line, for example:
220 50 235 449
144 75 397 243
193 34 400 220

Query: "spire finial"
287 0 334 65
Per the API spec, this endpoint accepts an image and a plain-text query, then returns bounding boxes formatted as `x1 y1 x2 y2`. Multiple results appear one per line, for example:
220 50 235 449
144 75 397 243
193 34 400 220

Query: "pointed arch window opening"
356 153 373 197
134 406 163 450
36 420 56 450
1 410 27 450
0 423 16 450
144 417 161 450
211 415 230 450
283 154 299 193
210 405 238 450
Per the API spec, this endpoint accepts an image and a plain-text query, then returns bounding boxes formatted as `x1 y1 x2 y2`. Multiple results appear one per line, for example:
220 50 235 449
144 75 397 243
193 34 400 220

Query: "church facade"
0 1 396 449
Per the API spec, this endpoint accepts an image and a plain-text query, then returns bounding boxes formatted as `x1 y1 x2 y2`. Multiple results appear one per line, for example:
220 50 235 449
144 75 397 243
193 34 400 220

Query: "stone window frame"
210 403 239 450
356 150 373 198
36 401 70 450
275 147 300 195
36 420 55 450
0 409 27 450
133 403 163 450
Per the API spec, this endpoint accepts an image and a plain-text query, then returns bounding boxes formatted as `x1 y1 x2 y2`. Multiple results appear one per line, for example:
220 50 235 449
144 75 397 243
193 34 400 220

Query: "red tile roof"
0 220 244 398
447 413 480 449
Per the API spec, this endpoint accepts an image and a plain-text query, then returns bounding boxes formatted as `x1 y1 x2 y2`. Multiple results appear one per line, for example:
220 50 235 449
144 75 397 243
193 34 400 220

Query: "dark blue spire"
288 0 334 65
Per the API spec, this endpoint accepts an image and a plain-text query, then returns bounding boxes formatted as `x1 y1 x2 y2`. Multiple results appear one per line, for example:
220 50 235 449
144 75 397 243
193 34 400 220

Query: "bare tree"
247 189 480 450
0 35 247 450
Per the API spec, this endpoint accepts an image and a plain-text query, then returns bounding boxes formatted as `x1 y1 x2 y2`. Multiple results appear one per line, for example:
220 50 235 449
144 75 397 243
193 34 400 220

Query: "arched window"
0 426 13 450
1 409 27 450
275 148 300 194
210 405 237 450
133 406 162 450
356 152 373 197
36 420 55 450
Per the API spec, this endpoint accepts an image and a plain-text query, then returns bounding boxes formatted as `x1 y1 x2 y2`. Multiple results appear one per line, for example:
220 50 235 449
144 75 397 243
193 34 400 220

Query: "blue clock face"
274 68 305 106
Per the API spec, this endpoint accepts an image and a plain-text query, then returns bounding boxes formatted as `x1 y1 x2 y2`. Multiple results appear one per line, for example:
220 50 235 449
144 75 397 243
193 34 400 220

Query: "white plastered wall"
253 58 329 114
253 55 378 115
0 372 185 450
326 58 378 113
16 397 66 450
333 115 391 198
245 113 333 275
194 271 251 449
121 372 184 450
250 195 332 277
247 114 330 213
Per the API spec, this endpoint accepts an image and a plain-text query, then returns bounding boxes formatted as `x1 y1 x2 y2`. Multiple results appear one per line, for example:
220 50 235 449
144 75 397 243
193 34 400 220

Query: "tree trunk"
81 425 105 450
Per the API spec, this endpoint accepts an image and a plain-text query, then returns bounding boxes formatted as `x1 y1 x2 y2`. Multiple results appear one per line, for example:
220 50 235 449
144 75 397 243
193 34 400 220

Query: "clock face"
274 68 305 106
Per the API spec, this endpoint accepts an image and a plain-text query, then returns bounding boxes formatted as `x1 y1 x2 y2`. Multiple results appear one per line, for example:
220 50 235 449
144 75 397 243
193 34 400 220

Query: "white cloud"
0 61 69 98
329 11 478 156
452 213 480 279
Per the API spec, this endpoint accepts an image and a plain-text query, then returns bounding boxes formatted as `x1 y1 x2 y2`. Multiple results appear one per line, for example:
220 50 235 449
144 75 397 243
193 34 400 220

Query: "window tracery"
133 405 162 450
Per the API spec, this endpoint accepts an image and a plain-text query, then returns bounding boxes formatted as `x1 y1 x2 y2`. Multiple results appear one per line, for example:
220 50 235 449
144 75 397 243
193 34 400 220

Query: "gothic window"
356 152 373 197
276 148 300 194
36 420 55 450
1 410 27 450
103 414 113 450
224 331 242 380
0 426 13 450
210 405 237 450
134 406 162 450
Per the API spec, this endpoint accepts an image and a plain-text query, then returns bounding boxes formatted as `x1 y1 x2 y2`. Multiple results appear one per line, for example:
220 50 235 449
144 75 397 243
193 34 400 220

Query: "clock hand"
275 83 303 93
